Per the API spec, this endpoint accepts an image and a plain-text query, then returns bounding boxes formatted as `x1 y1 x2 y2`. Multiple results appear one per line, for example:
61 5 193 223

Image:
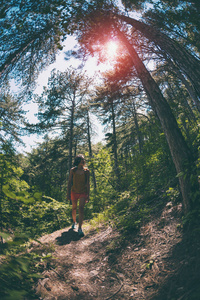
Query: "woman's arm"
86 170 90 202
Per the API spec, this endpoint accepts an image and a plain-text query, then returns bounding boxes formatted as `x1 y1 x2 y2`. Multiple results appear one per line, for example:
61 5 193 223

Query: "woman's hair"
73 154 85 167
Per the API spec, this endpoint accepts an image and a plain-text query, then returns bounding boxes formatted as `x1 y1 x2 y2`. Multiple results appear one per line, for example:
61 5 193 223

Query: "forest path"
33 203 199 300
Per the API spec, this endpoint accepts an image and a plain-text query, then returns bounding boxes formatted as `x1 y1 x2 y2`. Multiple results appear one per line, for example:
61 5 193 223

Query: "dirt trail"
33 203 200 300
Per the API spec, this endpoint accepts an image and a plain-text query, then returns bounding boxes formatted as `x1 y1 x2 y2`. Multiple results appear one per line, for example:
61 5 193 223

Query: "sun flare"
105 41 119 60
90 39 124 73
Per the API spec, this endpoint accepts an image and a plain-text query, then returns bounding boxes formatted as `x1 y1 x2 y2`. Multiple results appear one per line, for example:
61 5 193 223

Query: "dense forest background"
0 0 200 298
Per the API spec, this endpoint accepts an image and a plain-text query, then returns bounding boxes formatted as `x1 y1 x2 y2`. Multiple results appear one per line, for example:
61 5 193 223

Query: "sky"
17 36 107 154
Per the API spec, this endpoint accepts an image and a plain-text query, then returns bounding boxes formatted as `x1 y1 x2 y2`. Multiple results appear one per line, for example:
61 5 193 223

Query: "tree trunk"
68 93 75 172
86 110 97 190
116 14 200 99
0 167 3 235
132 99 143 154
115 25 198 213
111 100 121 190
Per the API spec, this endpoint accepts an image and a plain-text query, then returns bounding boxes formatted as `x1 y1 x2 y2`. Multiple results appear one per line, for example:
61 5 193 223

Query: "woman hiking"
67 154 90 237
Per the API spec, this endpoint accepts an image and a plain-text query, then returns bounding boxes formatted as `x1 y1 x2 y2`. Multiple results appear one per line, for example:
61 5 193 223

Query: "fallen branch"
105 283 124 300
50 267 65 279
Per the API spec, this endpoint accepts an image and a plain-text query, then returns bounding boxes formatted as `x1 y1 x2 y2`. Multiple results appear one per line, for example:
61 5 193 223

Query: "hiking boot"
78 228 84 237
72 222 77 230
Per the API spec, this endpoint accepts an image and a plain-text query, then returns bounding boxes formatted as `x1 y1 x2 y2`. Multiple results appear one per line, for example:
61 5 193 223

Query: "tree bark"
86 109 97 190
115 25 198 213
132 98 143 154
68 93 75 172
116 14 200 100
111 100 121 190
0 164 4 235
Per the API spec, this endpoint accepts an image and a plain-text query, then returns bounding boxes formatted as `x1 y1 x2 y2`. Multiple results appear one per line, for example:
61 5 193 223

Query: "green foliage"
88 190 154 235
182 208 200 230
0 151 69 298
89 211 111 228
166 187 180 203
0 92 25 145
22 136 69 203
86 148 118 214
0 240 55 300
187 285 200 300
21 197 71 237
0 151 71 239
108 191 152 233
1 193 71 239
0 0 68 89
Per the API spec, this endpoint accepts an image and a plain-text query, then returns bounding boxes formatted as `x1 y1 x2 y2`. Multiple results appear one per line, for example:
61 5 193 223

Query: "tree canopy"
0 2 200 296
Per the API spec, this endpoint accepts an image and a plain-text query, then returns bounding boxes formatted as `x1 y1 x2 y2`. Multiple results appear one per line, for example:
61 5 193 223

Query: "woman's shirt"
71 168 88 193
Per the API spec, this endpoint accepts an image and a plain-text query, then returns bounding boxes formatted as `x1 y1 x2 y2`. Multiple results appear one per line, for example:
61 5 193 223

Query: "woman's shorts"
71 191 88 201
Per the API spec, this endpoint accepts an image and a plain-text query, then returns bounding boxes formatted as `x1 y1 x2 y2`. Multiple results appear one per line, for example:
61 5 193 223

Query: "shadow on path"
56 228 81 245
150 232 200 300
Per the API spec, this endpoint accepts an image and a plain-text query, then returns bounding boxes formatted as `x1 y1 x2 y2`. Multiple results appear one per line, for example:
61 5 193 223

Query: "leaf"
33 192 43 200
0 232 11 241
3 290 27 300
176 172 184 178
16 257 29 273
2 185 16 199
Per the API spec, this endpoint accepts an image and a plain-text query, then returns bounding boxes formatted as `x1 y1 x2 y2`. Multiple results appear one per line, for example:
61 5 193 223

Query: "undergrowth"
0 236 55 300
89 191 161 235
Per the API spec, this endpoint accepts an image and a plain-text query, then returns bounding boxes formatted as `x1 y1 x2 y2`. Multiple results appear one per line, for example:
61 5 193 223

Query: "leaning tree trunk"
116 14 200 100
115 25 199 213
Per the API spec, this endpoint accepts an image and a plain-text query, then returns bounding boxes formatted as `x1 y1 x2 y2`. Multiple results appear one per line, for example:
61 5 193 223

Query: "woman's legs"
72 199 78 223
78 197 86 229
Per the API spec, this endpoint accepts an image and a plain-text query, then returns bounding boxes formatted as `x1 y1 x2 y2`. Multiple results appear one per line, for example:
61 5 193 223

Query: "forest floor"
32 201 200 300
